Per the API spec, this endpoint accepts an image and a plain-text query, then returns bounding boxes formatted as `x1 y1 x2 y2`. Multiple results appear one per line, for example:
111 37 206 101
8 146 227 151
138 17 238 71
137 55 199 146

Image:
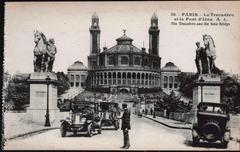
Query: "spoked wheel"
192 137 199 147
60 124 67 137
98 128 102 134
73 130 77 136
87 124 93 137
114 121 119 130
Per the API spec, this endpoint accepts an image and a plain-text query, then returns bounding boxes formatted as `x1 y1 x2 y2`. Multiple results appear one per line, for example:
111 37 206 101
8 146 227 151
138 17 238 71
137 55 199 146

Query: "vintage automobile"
99 102 120 130
192 102 231 148
60 101 102 137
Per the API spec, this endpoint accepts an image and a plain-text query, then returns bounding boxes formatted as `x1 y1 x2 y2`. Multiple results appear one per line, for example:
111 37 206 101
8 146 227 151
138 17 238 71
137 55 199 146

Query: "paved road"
4 114 239 150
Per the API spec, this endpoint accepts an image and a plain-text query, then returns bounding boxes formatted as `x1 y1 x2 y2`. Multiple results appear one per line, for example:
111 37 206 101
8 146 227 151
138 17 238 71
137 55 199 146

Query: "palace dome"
103 33 142 53
68 61 88 71
161 62 180 72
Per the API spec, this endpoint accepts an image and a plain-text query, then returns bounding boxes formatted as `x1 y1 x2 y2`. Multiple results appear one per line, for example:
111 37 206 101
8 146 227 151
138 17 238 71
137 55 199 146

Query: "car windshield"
199 104 226 114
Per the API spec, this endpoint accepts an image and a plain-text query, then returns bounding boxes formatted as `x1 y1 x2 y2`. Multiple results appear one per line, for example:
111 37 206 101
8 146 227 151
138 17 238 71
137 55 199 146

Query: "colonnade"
91 71 160 87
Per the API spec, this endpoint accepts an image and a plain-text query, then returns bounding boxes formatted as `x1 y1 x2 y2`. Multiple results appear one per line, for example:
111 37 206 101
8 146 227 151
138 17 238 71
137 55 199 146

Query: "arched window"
71 75 74 81
121 56 129 65
108 55 114 65
76 75 80 81
174 76 178 88
169 76 173 88
164 76 168 88
137 73 140 79
108 72 112 85
134 57 141 65
113 72 116 85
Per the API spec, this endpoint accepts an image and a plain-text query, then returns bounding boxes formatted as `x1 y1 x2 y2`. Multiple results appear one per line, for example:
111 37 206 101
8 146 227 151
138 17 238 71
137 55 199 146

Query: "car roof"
198 102 227 107
100 101 118 105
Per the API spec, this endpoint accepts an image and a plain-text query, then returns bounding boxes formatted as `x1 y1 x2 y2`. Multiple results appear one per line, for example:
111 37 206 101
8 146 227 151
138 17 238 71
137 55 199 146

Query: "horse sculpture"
33 30 57 72
195 34 219 74
203 34 217 74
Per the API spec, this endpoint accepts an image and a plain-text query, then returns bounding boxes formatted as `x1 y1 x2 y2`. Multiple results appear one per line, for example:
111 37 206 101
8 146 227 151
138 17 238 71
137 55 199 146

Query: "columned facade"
161 62 181 94
87 12 162 94
68 61 88 88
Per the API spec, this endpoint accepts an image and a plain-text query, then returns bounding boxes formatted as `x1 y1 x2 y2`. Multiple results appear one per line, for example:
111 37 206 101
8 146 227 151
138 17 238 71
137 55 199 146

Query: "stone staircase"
59 88 83 100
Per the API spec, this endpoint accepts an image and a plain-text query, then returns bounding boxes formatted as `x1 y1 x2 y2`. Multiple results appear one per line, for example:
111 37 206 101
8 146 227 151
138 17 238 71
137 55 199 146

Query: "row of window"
163 76 178 83
107 55 158 67
70 74 86 81
93 78 160 86
163 83 178 89
93 72 160 79
70 82 85 87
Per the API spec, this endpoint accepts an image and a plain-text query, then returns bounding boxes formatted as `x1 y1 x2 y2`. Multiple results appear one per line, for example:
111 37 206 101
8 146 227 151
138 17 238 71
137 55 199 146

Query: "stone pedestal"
27 72 59 125
191 74 223 122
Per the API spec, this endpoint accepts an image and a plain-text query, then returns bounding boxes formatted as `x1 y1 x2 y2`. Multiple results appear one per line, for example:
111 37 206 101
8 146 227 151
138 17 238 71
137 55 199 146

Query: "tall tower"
88 12 101 68
148 12 160 56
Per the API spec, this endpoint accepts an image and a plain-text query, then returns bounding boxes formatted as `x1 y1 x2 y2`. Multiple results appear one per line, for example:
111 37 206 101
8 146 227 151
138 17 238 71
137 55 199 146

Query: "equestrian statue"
33 30 57 72
195 34 220 74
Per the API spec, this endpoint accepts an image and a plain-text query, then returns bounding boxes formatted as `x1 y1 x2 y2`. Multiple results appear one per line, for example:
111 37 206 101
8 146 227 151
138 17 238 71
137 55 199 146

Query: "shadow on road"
101 127 118 131
184 139 227 149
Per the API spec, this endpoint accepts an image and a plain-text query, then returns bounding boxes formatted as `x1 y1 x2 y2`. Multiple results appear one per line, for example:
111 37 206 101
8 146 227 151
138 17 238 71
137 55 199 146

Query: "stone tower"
148 12 160 56
88 12 101 69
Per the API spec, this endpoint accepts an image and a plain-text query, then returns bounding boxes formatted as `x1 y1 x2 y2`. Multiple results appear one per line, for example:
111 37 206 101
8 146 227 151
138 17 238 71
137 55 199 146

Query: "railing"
154 111 193 124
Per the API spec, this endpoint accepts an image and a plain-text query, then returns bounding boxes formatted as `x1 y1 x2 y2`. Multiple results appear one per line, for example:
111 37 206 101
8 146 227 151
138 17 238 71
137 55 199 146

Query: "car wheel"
202 120 221 142
222 141 228 148
192 137 199 147
114 121 119 130
98 128 102 134
88 125 93 137
60 124 67 137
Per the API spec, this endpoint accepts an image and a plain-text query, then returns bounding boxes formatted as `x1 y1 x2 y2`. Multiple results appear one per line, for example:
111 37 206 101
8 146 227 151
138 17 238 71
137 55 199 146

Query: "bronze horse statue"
33 30 57 72
195 34 220 74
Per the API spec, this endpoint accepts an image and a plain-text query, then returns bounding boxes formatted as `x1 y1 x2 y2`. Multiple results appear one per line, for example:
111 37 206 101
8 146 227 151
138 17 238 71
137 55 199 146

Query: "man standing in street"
121 103 131 149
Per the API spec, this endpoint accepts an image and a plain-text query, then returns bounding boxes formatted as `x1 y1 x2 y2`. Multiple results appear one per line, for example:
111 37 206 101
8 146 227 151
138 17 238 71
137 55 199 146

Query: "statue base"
27 72 59 126
191 74 223 122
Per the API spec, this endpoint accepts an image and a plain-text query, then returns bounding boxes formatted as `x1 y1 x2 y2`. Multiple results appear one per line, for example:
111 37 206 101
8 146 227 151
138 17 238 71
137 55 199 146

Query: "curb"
143 115 191 130
5 127 59 141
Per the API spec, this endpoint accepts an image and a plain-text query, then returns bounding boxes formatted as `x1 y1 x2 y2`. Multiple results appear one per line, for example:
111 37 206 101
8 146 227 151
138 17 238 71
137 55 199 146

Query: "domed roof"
161 62 181 72
68 61 87 71
92 12 98 19
151 12 158 20
116 34 133 43
103 32 142 53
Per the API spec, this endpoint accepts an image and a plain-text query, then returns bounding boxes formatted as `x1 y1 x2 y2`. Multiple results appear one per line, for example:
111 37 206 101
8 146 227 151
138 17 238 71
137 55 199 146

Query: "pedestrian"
121 103 131 149
150 108 153 115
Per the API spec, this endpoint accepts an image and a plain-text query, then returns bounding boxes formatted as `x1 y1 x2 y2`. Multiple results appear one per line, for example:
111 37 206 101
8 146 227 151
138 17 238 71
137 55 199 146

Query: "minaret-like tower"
88 12 101 68
148 12 160 56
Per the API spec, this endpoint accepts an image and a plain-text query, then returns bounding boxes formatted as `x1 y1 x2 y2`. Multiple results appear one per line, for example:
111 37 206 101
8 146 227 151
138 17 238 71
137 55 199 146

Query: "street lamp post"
153 96 157 118
45 76 51 127
144 96 147 115
199 77 205 103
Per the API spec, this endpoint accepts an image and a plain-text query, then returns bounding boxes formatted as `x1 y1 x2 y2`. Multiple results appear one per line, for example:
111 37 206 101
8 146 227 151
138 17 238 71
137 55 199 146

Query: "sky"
4 1 240 75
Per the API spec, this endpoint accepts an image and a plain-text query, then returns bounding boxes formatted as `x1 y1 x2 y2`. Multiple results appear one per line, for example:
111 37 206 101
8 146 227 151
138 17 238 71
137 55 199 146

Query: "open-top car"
99 101 120 130
60 101 102 137
192 102 231 148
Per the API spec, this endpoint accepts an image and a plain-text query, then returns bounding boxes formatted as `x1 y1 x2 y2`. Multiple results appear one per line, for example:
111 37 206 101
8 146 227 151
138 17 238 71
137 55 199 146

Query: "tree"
56 72 70 96
178 71 240 113
4 73 30 111
177 72 198 98
222 75 240 113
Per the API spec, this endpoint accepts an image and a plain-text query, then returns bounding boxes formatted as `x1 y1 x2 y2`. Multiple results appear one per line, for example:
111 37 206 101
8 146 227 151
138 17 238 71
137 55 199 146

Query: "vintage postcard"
2 1 240 150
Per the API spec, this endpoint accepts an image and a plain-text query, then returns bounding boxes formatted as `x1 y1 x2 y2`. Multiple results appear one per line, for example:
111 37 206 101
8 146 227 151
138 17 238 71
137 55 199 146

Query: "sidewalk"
143 114 192 130
4 112 61 141
143 114 240 141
